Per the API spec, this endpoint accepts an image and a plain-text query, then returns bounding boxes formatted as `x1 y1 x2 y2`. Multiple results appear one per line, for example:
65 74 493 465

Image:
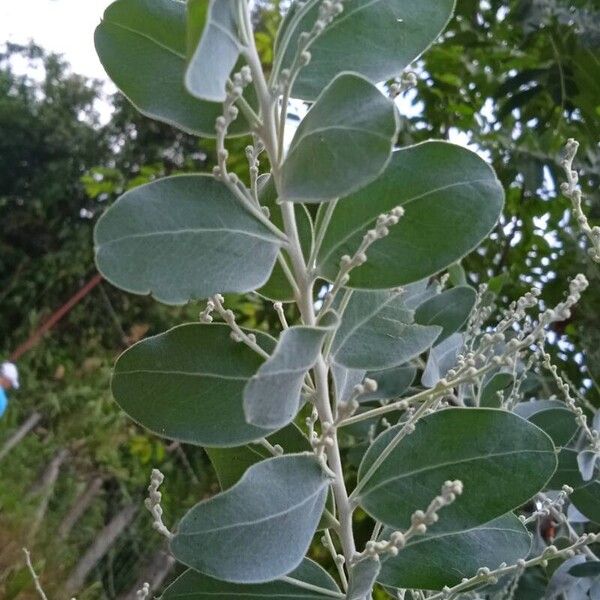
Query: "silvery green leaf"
161 558 343 599
577 451 598 482
95 175 282 304
514 400 578 447
112 323 277 447
421 333 463 388
568 503 590 524
274 0 456 101
548 448 585 490
414 285 476 342
593 409 600 432
95 0 251 136
362 366 416 402
377 514 531 590
186 0 243 102
401 279 438 310
479 371 514 407
346 558 380 600
206 423 309 490
317 142 504 288
280 72 398 203
569 562 600 578
571 480 600 524
332 364 367 404
546 556 591 599
244 312 339 429
356 408 557 532
330 289 441 371
171 454 330 583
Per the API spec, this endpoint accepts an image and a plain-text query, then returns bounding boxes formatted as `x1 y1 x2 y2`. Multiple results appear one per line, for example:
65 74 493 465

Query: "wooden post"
63 504 139 597
116 548 176 600
0 412 41 463
58 476 104 539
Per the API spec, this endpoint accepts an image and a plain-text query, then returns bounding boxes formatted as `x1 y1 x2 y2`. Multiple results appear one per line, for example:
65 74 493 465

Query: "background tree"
0 0 598 597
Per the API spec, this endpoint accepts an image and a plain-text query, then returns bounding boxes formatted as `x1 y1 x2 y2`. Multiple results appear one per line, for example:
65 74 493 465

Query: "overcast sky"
0 0 476 151
1 0 112 80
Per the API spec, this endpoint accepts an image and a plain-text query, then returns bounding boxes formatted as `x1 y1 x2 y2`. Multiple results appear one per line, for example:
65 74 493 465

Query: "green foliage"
378 514 531 590
356 409 557 532
281 73 398 202
112 324 277 446
162 558 341 599
273 0 456 101
88 1 600 597
95 0 251 136
171 454 330 583
5 0 600 598
316 142 504 288
95 175 283 304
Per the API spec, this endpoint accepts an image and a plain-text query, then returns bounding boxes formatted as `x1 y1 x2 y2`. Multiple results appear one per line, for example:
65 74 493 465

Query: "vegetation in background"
0 0 598 597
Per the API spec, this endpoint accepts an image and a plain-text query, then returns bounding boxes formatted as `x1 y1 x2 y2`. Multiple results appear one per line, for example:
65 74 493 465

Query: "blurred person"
0 362 19 419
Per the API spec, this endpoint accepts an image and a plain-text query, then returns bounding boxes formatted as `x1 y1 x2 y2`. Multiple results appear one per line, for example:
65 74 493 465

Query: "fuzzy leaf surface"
95 0 250 136
161 559 342 599
244 314 338 429
414 286 476 342
275 0 455 101
185 0 242 101
280 73 397 202
421 333 463 388
171 454 330 583
514 400 578 447
378 514 531 590
571 481 600 525
346 558 380 600
206 424 309 490
95 175 282 304
330 289 441 371
356 408 557 531
317 142 504 288
112 323 277 447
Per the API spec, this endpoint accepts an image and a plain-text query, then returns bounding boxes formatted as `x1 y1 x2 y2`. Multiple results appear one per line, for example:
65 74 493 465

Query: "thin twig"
23 548 49 600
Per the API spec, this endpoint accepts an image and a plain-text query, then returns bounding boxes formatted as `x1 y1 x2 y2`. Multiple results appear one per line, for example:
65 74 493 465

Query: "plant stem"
280 576 345 599
239 0 357 574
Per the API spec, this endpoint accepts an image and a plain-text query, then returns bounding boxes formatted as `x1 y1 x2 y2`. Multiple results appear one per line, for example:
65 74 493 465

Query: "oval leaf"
280 72 398 202
330 289 441 371
275 0 456 101
479 372 514 408
514 400 578 447
347 558 380 600
186 0 243 102
112 323 277 447
95 0 250 136
571 480 600 525
161 559 342 599
548 448 586 490
363 366 417 402
317 142 504 288
206 424 309 490
95 175 282 304
421 332 463 388
414 286 476 342
377 514 531 590
171 454 330 583
356 408 557 532
244 314 338 429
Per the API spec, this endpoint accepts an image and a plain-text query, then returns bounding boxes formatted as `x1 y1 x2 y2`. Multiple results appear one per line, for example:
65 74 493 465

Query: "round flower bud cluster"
360 480 463 560
213 67 253 184
144 468 172 539
560 139 600 263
